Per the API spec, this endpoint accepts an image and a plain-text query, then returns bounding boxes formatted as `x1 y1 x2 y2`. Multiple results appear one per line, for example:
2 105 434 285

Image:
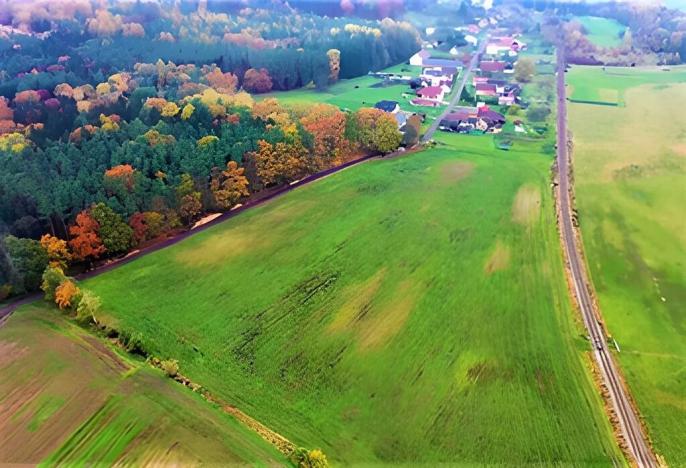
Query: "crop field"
84 133 622 464
0 305 286 465
567 65 686 106
574 16 625 48
568 67 686 464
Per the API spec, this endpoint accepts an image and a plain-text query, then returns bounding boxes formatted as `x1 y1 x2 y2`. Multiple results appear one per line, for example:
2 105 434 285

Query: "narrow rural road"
555 46 656 467
421 37 487 143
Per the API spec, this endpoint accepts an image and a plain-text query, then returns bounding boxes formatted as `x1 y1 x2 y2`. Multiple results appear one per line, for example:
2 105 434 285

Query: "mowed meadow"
568 66 686 464
85 133 622 464
0 305 286 465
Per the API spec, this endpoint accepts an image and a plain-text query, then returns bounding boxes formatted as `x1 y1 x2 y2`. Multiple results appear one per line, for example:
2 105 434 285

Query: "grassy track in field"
574 16 626 48
85 132 622 464
0 305 286 466
568 66 686 465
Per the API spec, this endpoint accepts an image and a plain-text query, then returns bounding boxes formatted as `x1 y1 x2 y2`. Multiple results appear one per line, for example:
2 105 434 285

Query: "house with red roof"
479 61 506 73
475 83 498 97
486 36 526 56
416 85 446 103
411 98 440 107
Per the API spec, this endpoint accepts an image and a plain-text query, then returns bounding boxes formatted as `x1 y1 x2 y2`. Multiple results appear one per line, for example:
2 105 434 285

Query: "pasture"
264 62 450 123
574 16 626 48
567 65 686 106
568 66 686 465
0 305 286 465
85 133 622 464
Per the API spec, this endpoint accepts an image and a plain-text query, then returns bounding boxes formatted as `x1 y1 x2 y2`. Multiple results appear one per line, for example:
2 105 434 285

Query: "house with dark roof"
477 105 506 127
438 105 506 133
374 100 400 113
422 58 462 69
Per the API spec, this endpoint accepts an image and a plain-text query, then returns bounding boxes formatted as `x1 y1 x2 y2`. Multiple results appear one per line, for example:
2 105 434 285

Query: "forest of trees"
0 1 421 98
525 0 686 65
0 0 414 299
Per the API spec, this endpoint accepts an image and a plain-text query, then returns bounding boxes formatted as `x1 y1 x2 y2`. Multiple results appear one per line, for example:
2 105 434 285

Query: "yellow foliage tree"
197 135 219 147
161 102 180 117
55 280 80 310
99 114 120 132
211 161 249 209
0 132 29 153
40 234 72 269
181 103 195 120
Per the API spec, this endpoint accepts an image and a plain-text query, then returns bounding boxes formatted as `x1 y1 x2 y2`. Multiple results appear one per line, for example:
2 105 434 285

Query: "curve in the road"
555 44 656 467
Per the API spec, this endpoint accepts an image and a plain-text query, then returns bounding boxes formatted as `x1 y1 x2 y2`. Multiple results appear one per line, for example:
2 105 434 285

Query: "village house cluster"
439 33 526 134
369 22 528 137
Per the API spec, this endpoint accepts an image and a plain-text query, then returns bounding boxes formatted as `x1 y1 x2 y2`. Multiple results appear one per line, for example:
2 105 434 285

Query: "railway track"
555 45 656 467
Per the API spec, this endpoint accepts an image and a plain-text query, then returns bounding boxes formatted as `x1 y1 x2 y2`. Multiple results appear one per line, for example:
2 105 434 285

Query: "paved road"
421 37 487 143
555 46 656 467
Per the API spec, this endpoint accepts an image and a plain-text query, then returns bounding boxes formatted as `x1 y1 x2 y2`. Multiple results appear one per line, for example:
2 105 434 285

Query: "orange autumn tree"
104 164 135 191
211 161 250 209
69 211 106 261
40 234 72 269
55 280 80 310
299 104 347 169
204 68 238 94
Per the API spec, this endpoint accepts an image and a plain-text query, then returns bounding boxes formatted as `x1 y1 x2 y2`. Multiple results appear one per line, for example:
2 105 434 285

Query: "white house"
465 34 478 46
409 49 430 66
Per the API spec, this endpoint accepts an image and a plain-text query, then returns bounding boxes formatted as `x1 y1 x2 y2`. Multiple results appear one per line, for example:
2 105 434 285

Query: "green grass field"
574 16 626 48
263 62 452 124
0 305 287 465
567 65 686 106
568 66 686 465
83 133 622 464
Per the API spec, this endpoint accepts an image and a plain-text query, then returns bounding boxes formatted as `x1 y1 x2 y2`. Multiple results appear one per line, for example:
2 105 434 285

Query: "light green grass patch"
568 66 686 465
574 16 626 48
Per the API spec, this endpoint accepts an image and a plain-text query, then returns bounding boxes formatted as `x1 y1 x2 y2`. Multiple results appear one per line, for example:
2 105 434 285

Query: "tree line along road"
555 44 656 467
